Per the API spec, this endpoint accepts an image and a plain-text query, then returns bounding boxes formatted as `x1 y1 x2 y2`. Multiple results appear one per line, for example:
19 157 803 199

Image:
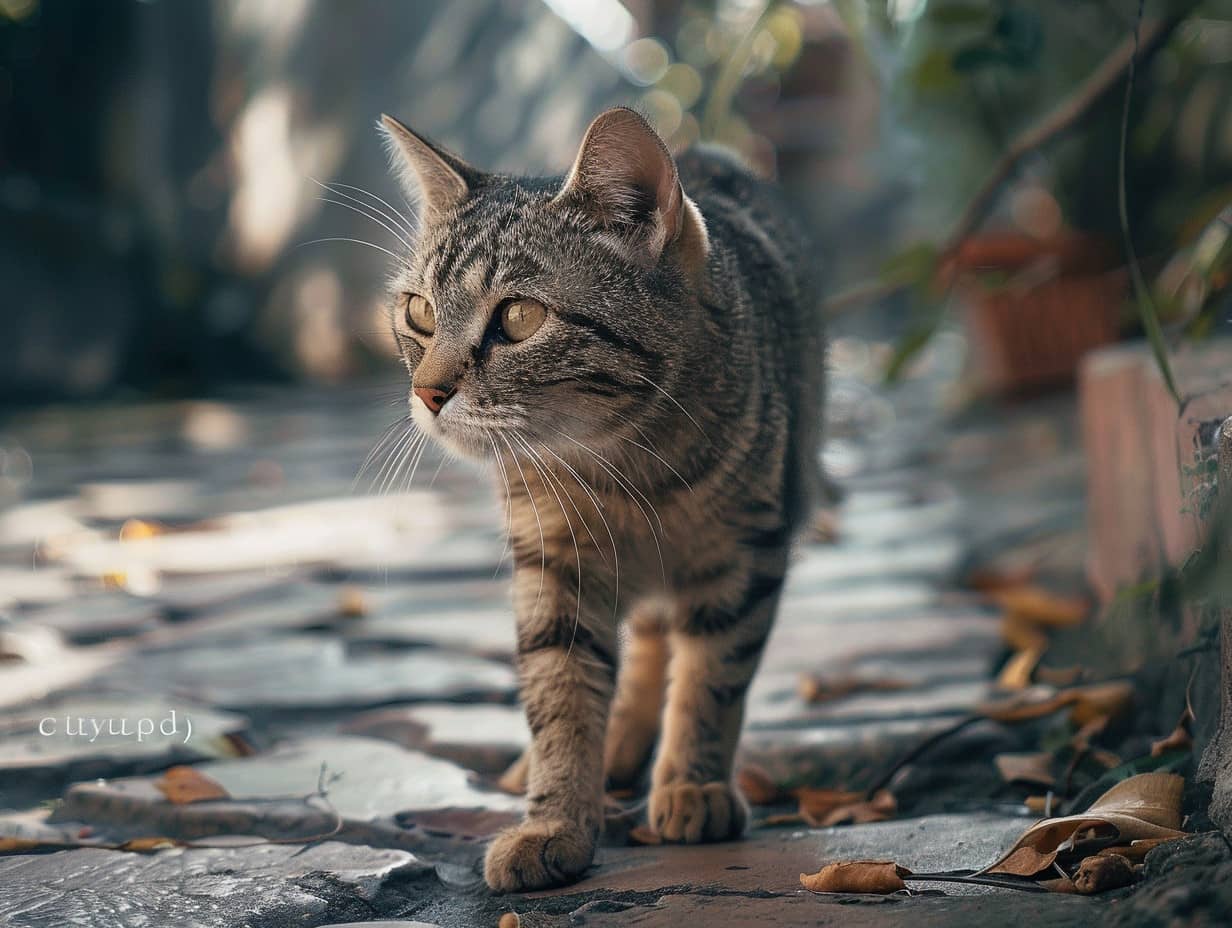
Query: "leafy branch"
825 5 1194 397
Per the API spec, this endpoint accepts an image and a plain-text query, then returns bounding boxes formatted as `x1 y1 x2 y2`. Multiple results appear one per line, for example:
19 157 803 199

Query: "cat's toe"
484 819 596 892
649 781 748 843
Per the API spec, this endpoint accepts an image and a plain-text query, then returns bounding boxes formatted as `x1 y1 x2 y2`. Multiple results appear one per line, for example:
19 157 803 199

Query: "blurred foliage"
834 0 1232 385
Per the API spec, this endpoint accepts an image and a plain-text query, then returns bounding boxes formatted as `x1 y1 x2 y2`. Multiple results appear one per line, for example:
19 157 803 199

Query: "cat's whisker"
487 432 515 579
543 424 667 590
365 424 414 497
352 415 413 492
375 427 421 497
298 236 410 268
393 431 431 496
632 372 709 441
312 177 417 242
535 440 620 620
512 431 585 649
315 195 414 252
499 432 546 610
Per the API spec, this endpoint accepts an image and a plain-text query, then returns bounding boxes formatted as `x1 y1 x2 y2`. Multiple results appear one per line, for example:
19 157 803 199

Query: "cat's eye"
499 298 546 342
404 294 435 335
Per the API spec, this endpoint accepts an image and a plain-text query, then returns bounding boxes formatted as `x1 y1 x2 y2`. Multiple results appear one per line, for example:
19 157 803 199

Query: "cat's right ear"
555 107 708 272
379 115 473 224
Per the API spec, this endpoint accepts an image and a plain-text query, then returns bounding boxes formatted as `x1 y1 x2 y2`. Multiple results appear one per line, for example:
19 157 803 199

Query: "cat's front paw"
484 818 596 892
649 781 748 843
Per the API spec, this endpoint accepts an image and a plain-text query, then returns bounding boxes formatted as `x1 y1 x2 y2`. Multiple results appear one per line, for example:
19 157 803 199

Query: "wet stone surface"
0 372 1140 926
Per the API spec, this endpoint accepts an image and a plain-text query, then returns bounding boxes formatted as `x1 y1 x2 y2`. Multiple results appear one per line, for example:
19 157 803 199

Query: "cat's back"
677 145 825 524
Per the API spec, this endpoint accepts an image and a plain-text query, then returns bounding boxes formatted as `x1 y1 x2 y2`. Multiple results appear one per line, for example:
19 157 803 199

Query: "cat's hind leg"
603 602 670 790
649 548 786 843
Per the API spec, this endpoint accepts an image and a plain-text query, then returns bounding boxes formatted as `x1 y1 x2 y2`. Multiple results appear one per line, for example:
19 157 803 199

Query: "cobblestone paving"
0 341 1096 927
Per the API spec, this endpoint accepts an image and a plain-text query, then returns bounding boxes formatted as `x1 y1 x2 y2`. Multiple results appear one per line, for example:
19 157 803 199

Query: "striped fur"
381 109 824 892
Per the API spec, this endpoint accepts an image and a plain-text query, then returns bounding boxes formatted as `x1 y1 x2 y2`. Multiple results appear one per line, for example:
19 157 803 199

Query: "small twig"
905 871 1051 893
864 714 982 799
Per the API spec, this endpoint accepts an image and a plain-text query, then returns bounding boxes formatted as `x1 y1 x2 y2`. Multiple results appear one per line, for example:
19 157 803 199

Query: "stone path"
0 338 1102 927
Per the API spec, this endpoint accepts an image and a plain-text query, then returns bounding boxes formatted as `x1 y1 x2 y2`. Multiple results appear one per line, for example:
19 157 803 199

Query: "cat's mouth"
411 393 502 460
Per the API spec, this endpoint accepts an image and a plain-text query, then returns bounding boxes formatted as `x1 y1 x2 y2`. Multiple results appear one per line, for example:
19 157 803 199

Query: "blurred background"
3 0 1226 406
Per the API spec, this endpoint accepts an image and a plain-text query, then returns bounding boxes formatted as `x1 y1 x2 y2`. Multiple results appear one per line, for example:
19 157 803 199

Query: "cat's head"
379 107 708 460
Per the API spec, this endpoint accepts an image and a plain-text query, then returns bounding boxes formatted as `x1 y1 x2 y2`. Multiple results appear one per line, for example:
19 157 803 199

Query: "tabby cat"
380 107 824 892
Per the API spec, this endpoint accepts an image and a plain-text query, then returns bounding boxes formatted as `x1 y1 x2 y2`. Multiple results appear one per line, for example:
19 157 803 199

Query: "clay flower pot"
947 233 1126 395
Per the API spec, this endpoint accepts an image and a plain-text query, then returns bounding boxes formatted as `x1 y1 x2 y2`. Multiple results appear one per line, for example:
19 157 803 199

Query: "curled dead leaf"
154 766 230 804
1151 707 1194 758
337 586 368 618
736 764 786 806
797 788 896 827
997 646 1045 690
800 860 910 894
119 836 180 852
995 752 1056 788
983 773 1186 876
992 585 1089 629
977 680 1133 726
498 914 520 928
1072 853 1136 894
798 674 909 705
627 825 662 846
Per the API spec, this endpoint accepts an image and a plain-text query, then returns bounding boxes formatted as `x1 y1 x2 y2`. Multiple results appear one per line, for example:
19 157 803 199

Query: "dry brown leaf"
498 914 520 928
761 812 806 827
798 675 909 705
0 837 58 853
1151 708 1194 758
154 766 230 804
1024 795 1054 816
993 844 1060 877
497 752 528 795
800 860 911 894
736 765 787 806
995 752 1056 788
997 646 1045 690
992 586 1089 628
337 586 368 618
1001 615 1050 652
977 680 1133 726
794 787 895 827
966 565 1036 593
1073 853 1136 894
982 773 1187 875
1039 876 1078 893
119 837 180 852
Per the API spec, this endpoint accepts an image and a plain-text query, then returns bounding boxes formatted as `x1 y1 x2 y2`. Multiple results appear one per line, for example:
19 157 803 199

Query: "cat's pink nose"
414 385 455 415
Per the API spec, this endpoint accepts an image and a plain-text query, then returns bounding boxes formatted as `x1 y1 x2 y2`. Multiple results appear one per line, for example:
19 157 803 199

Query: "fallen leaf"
796 788 896 827
1039 875 1078 893
992 586 1089 628
498 914 520 928
119 837 180 852
154 766 230 804
983 773 1187 876
798 674 909 705
966 565 1035 593
1151 707 1194 758
800 860 910 894
1024 795 1055 816
995 752 1055 788
338 586 368 618
737 764 787 806
1001 615 1049 653
497 752 528 795
977 680 1133 726
761 812 806 827
997 646 1045 690
1072 853 1136 894
993 845 1060 877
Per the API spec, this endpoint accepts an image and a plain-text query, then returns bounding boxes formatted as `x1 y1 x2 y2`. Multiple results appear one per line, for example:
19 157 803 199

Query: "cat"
379 106 825 892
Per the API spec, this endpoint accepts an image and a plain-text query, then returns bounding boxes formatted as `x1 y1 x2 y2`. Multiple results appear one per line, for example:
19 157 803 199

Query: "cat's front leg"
650 557 785 843
484 562 617 892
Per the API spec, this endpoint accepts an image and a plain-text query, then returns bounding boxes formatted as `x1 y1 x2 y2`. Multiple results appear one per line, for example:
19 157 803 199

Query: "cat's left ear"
379 114 476 225
556 107 708 271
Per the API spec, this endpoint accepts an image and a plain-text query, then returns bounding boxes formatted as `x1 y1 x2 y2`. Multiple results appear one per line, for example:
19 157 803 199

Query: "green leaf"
878 242 940 288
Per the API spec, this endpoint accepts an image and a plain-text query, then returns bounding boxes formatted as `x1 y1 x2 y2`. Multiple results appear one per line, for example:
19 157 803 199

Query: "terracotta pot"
949 233 1126 395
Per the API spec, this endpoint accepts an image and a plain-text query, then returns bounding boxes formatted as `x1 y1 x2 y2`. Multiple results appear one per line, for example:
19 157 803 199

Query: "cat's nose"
414 384 456 415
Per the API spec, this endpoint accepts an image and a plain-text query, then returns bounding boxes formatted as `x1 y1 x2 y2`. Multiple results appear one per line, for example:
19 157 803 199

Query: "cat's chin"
410 404 494 461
